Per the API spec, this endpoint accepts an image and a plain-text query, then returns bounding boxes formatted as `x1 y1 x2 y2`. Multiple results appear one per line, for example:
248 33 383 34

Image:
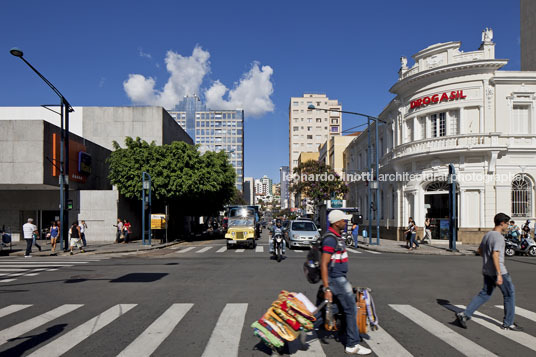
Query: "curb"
356 243 468 256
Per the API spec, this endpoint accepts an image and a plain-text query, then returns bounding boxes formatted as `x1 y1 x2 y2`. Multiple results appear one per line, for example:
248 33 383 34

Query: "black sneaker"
502 323 523 331
456 312 468 328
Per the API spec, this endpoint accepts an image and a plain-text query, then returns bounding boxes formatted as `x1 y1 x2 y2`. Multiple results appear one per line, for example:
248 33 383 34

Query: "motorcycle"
273 233 284 262
505 236 536 257
343 231 354 248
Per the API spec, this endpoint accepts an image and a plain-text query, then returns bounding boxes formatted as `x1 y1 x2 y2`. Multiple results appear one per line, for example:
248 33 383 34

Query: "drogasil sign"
410 90 466 109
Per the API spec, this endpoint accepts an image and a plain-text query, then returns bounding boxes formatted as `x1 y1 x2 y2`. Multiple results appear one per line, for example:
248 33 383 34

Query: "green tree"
289 160 348 205
107 137 236 213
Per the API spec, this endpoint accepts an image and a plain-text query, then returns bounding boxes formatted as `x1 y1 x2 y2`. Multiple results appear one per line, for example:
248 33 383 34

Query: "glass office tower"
168 96 244 192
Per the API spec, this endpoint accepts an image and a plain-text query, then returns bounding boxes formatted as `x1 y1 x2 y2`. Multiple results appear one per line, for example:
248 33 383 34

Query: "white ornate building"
344 29 536 243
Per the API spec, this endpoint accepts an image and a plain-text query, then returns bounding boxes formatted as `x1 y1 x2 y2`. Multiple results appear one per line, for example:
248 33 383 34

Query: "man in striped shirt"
321 210 371 355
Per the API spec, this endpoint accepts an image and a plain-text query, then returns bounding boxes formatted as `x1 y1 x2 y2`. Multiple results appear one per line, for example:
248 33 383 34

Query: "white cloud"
123 46 274 117
205 62 274 117
138 47 152 59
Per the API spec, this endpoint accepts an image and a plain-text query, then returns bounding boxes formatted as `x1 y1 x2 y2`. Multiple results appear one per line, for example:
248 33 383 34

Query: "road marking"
235 249 245 253
196 247 213 253
0 279 17 283
23 273 40 277
176 247 196 254
46 268 59 271
202 303 248 357
256 246 264 253
364 250 382 254
216 247 227 253
0 304 83 346
495 305 536 322
28 304 137 357
0 261 89 264
347 248 362 254
292 330 326 356
0 268 28 272
0 264 73 269
455 305 536 352
390 304 494 356
118 303 193 357
0 305 32 318
365 324 414 357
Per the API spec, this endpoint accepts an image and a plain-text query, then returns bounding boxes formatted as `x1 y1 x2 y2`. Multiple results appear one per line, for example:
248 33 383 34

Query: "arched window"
425 181 449 192
512 175 532 217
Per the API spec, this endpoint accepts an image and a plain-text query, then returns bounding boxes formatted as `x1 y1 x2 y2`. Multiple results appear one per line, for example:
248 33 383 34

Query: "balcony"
392 134 536 160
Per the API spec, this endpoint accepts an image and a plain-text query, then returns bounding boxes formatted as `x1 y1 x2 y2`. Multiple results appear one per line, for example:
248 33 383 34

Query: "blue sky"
1 0 521 183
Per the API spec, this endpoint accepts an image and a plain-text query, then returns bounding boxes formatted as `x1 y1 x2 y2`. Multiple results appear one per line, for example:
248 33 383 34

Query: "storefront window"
431 112 446 137
512 174 532 217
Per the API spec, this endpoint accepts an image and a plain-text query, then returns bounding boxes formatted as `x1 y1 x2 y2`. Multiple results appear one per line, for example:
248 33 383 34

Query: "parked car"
286 219 321 249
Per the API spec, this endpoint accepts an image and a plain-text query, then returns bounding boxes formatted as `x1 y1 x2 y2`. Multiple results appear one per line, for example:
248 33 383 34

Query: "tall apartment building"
243 177 254 205
168 96 244 191
254 175 273 196
289 94 342 198
279 166 289 210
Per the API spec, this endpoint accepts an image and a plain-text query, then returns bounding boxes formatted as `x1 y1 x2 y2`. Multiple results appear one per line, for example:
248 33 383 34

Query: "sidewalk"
355 236 479 256
1 239 181 257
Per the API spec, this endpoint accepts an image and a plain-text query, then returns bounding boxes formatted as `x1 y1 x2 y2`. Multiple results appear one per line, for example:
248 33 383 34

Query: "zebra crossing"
0 257 108 284
1 301 534 356
172 245 381 255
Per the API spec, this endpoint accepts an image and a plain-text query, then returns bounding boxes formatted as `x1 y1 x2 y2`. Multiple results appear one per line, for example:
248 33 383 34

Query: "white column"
479 188 484 229
479 105 484 133
459 107 464 135
459 188 465 228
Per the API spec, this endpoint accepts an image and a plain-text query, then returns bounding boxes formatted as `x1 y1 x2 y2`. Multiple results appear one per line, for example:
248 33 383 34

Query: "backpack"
303 233 342 284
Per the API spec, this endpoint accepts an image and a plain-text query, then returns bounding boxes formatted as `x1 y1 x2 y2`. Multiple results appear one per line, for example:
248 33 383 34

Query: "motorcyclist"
269 219 286 257
522 220 531 239
507 220 521 243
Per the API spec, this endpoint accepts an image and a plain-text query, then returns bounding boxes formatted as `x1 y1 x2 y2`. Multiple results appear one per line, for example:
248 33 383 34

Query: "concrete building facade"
289 94 342 206
0 106 192 242
279 166 290 210
521 0 536 71
243 177 254 205
344 29 536 244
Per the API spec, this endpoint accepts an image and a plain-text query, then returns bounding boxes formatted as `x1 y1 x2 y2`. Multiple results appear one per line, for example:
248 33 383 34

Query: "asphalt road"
1 230 535 356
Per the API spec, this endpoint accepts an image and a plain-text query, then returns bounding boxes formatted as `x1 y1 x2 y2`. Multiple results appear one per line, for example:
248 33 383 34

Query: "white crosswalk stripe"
391 304 496 356
455 304 536 352
255 245 264 253
495 305 536 322
0 304 83 346
364 250 382 254
235 249 245 253
196 247 213 253
216 247 227 253
0 305 31 318
347 248 362 254
176 247 196 254
1 302 535 355
118 303 193 357
0 258 105 283
202 303 248 357
28 304 137 357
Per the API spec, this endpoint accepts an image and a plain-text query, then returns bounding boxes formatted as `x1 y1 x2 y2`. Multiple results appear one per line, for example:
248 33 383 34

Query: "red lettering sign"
410 90 466 110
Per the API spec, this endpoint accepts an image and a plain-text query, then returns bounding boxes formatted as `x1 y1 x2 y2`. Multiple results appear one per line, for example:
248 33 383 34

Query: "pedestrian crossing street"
171 245 382 255
0 257 108 284
1 301 535 356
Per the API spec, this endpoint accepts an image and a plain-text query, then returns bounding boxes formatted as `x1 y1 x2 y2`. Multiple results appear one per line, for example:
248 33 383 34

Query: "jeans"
423 229 431 243
352 228 359 247
464 273 516 326
32 236 41 250
81 233 87 247
329 276 361 347
25 239 33 256
269 236 286 253
409 233 419 247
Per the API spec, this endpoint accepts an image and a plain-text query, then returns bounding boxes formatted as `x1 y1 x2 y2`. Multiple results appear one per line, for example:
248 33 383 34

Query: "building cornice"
390 59 508 95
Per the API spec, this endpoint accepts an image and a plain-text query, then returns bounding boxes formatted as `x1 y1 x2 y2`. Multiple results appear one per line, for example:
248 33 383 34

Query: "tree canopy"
107 137 236 212
289 160 348 205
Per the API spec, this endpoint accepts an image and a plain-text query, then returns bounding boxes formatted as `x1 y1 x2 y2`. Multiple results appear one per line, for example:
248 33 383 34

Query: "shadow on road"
4 323 67 355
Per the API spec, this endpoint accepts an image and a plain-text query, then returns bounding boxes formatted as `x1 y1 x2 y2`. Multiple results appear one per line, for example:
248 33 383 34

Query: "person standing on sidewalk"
69 221 85 255
456 212 523 331
351 221 359 248
80 220 88 247
113 218 123 243
22 218 38 257
320 210 372 355
122 220 131 243
422 218 432 244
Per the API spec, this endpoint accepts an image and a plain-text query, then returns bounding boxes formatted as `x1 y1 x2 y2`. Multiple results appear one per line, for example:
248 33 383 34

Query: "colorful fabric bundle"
252 290 317 350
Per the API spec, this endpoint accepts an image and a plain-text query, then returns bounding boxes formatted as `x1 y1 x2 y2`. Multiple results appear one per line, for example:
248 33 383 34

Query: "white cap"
328 210 352 224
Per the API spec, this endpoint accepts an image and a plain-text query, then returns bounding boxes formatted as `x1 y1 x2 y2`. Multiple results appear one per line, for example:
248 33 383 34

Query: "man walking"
456 212 522 331
80 220 88 247
321 210 371 355
22 218 38 257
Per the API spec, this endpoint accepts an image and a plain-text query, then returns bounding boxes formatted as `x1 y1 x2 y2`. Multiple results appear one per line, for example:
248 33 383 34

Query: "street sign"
329 199 345 209
151 214 167 230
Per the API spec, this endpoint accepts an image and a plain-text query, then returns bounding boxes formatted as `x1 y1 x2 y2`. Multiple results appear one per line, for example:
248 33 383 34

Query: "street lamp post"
308 105 385 245
10 48 74 251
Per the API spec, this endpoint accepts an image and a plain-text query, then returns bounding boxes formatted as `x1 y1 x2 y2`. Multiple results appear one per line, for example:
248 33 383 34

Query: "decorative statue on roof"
482 27 493 42
400 56 408 69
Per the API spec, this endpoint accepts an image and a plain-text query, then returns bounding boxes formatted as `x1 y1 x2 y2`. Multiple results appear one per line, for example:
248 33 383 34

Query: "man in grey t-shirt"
456 213 522 331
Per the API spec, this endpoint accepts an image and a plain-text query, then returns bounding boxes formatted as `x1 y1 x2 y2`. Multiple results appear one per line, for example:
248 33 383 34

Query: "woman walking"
422 218 432 245
405 217 419 251
49 221 59 255
69 221 84 255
